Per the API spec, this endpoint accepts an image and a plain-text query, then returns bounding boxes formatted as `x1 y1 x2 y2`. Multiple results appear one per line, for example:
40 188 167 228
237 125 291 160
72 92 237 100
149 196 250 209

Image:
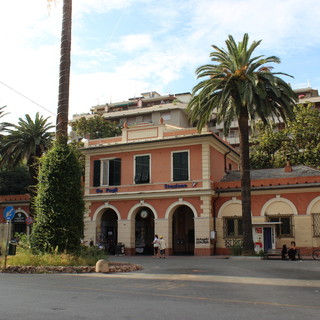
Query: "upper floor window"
161 112 171 120
172 151 189 181
135 155 150 184
136 115 144 123
267 215 293 237
93 158 121 187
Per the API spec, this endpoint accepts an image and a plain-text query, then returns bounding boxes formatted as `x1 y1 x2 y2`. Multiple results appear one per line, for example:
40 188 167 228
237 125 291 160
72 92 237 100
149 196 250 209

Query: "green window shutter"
173 152 188 181
107 158 121 186
93 160 101 187
113 158 121 186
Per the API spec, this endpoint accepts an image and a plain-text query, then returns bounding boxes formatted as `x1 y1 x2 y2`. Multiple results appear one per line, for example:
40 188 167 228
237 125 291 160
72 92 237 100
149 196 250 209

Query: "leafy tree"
250 103 320 169
187 34 297 254
31 142 84 253
285 103 320 167
0 166 31 195
71 115 121 139
250 122 287 169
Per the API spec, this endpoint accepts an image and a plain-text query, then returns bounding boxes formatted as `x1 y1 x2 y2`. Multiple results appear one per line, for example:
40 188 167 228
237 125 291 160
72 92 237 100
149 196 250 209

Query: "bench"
265 248 301 260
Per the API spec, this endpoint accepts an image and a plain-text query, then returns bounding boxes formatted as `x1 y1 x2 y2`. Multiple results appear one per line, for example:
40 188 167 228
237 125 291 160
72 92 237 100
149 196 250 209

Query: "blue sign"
3 206 15 221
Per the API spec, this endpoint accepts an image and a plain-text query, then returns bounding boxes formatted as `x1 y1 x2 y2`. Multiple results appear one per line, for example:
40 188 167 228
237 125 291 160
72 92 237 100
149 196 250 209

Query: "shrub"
230 243 243 256
31 142 84 254
5 235 107 267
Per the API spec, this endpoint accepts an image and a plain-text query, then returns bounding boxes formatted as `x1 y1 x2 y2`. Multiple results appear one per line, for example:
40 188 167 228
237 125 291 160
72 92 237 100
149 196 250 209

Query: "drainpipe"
212 190 220 255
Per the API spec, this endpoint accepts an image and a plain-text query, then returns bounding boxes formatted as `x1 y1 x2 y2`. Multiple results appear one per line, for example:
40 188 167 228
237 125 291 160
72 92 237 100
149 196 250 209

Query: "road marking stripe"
73 272 320 288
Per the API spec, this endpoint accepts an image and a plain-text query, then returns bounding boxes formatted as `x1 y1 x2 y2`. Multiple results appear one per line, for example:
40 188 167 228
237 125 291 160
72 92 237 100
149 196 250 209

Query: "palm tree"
0 113 54 193
0 106 11 139
0 106 8 122
187 34 297 254
56 0 72 142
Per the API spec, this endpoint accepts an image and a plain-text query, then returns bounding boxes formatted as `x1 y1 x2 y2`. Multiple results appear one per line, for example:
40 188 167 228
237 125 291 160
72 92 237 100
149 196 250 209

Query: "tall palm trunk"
27 152 40 215
56 0 72 142
238 107 254 255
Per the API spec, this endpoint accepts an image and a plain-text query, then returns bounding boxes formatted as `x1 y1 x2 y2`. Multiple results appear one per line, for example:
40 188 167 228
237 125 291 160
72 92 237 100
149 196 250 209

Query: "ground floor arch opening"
135 207 155 255
172 205 195 255
99 209 118 255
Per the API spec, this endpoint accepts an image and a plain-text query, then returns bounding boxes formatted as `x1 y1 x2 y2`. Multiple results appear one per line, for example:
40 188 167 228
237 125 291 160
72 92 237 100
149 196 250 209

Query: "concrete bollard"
95 259 109 273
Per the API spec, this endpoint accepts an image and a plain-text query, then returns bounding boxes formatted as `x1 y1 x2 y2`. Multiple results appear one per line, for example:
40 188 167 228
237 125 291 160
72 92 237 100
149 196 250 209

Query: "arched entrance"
135 207 154 255
100 209 118 255
172 205 194 255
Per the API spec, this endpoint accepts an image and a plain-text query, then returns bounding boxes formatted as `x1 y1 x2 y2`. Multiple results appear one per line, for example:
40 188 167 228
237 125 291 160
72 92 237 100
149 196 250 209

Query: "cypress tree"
31 142 84 253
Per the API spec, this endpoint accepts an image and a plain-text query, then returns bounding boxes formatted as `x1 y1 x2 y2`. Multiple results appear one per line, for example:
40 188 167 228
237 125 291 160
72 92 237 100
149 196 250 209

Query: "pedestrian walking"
159 236 166 259
152 234 160 258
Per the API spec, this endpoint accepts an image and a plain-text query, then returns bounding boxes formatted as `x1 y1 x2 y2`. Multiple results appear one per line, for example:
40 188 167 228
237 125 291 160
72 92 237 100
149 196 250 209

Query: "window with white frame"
172 151 189 181
93 158 121 187
223 216 243 238
134 155 150 184
267 215 293 237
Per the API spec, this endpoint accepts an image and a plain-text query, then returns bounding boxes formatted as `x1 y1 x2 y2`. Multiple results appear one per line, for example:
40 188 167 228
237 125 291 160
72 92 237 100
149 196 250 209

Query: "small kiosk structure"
252 222 281 253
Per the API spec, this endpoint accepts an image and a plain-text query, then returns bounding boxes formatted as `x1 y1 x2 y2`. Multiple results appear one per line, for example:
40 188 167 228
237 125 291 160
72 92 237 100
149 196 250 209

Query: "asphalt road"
0 256 319 320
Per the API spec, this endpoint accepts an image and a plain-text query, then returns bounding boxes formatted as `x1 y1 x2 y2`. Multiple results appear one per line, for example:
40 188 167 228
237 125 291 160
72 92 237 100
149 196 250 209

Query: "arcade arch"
92 204 120 254
165 201 197 255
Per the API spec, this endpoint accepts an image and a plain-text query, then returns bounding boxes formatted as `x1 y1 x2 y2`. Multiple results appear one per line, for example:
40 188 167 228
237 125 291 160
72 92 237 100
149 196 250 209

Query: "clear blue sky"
0 0 319 125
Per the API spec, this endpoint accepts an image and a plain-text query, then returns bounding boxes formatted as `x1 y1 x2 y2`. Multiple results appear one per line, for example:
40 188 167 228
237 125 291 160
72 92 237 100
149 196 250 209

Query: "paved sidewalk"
108 255 320 282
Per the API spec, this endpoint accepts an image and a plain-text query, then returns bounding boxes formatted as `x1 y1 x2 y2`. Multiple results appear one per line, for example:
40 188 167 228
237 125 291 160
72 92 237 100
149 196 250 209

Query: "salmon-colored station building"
1 122 320 256
80 122 320 256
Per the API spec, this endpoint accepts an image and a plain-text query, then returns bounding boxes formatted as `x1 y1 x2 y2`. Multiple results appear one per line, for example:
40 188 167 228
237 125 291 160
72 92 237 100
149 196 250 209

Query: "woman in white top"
152 234 160 258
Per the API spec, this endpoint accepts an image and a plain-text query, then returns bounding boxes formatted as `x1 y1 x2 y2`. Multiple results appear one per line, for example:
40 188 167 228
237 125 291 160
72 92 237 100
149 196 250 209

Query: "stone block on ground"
95 259 109 273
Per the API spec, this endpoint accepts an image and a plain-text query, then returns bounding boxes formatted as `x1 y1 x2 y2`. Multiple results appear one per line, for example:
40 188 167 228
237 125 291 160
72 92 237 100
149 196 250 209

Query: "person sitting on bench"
287 241 297 261
281 244 287 260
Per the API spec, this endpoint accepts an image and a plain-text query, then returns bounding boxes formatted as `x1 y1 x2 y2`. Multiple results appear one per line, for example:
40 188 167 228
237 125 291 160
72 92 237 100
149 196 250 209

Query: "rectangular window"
161 112 171 120
267 215 293 237
223 217 243 238
93 158 121 187
136 115 143 123
313 213 320 237
135 155 150 184
172 151 189 181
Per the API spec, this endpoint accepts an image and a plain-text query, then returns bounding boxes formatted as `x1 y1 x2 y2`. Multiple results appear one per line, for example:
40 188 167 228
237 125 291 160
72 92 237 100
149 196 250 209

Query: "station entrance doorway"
172 205 194 255
135 208 154 255
100 209 118 255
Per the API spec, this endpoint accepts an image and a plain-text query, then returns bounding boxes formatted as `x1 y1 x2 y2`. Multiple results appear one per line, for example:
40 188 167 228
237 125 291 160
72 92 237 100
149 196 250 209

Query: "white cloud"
113 34 153 52
1 0 320 126
187 0 320 53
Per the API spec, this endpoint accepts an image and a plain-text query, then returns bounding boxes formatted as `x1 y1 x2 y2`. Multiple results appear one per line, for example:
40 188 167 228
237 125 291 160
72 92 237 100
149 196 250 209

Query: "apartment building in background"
71 87 320 149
